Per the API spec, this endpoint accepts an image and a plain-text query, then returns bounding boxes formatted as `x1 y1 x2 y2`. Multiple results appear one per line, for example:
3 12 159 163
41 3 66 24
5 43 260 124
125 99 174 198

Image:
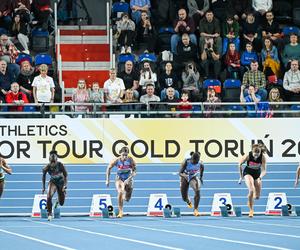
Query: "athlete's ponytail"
252 143 266 154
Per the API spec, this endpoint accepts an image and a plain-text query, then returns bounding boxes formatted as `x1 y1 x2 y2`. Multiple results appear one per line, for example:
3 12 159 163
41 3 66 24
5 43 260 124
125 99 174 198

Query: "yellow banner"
0 118 299 163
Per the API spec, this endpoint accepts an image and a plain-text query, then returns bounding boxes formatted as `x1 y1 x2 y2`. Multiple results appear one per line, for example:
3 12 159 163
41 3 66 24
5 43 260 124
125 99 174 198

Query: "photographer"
116 13 135 54
136 10 157 53
5 82 28 112
181 61 200 102
171 8 196 54
200 39 221 79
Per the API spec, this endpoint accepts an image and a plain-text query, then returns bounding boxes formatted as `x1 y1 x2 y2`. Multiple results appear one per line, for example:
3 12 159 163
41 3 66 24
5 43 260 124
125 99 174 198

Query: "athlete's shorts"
243 167 261 180
50 176 64 189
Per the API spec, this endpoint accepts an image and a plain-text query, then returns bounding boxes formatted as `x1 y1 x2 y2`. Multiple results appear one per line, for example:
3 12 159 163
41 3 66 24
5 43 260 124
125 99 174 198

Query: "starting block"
295 206 300 216
234 207 242 217
41 208 47 218
163 204 181 218
281 205 289 216
101 205 114 218
54 208 61 219
219 206 229 217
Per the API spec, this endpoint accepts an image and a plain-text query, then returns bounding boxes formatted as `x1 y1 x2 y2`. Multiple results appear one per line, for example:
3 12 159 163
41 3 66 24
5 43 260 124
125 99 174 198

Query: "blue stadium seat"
138 52 157 63
35 53 52 66
282 26 300 36
112 2 130 17
203 79 222 93
118 53 135 63
31 28 49 52
222 79 241 102
16 53 33 65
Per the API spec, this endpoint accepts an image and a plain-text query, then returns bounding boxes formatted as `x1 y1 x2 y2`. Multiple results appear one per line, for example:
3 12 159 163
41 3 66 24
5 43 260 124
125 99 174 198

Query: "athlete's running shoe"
187 201 193 208
194 209 200 216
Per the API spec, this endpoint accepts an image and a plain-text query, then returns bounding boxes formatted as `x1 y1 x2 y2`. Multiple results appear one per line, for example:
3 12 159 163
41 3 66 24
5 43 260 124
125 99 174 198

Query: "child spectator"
177 91 192 118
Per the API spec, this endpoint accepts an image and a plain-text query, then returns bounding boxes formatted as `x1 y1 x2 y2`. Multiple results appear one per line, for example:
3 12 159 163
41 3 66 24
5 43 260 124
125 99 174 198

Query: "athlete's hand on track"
238 177 243 184
42 188 45 194
105 180 109 187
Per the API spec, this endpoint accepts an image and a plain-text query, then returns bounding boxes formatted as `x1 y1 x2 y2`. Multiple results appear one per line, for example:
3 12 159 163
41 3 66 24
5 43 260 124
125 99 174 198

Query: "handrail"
106 1 110 44
109 28 113 68
54 1 58 52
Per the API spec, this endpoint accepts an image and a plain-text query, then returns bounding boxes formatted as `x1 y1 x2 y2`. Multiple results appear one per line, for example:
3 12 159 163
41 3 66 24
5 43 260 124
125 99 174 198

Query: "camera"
207 43 211 49
188 64 193 69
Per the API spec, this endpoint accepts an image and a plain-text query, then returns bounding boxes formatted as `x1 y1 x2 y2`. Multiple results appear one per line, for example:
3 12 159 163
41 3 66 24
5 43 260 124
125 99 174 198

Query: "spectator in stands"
177 91 192 118
187 0 209 28
222 15 240 55
241 42 258 74
204 87 221 117
200 37 222 79
121 88 139 118
0 60 13 103
210 0 231 22
242 60 267 101
268 87 283 116
261 37 280 78
252 0 273 22
130 0 151 24
159 62 180 100
227 0 252 21
273 0 292 19
32 64 55 106
17 60 35 102
12 0 31 13
31 0 52 30
176 33 198 67
282 33 300 71
136 10 157 53
5 82 28 112
10 12 30 54
0 0 13 33
0 34 20 81
182 61 200 102
242 12 261 52
139 83 160 105
171 8 197 54
116 13 135 54
150 0 176 28
139 61 157 93
71 79 89 113
261 11 283 52
240 84 262 117
224 42 241 79
118 60 140 99
88 82 104 113
160 86 179 118
199 10 222 55
283 59 300 101
104 68 125 108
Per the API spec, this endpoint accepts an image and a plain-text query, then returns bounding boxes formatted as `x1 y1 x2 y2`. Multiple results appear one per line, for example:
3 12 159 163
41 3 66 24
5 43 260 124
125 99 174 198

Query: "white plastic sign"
31 194 47 217
211 193 233 216
265 192 287 215
90 194 113 217
147 193 168 216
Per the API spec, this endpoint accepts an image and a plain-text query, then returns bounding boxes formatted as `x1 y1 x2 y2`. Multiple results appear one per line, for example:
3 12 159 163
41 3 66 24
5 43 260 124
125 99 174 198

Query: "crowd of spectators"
105 0 300 117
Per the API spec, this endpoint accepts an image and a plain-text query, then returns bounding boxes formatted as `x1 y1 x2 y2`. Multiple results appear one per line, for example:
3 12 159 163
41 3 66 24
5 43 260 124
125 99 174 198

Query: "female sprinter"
106 146 137 218
0 157 12 198
295 165 300 187
42 150 68 221
179 152 204 216
238 144 267 217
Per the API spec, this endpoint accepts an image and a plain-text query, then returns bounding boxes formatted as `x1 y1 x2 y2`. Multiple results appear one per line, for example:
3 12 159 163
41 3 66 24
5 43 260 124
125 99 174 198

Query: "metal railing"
0 101 300 118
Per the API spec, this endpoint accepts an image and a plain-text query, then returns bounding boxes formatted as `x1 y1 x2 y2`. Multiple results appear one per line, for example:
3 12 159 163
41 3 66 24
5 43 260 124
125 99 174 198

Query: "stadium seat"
282 26 300 36
293 8 300 26
35 53 52 66
16 53 33 65
111 1 130 19
31 28 49 52
222 79 241 102
157 27 175 52
203 79 222 94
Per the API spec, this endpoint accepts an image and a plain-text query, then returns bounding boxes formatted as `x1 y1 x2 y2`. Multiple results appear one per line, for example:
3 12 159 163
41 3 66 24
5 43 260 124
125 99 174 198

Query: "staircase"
57 25 111 100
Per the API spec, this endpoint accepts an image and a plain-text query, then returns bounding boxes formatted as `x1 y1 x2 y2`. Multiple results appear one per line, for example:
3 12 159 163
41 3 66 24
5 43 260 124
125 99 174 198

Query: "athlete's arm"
259 154 267 179
179 160 188 181
42 165 48 194
131 157 137 177
106 158 117 187
61 163 68 190
238 154 248 183
200 162 204 184
295 166 300 187
1 158 12 174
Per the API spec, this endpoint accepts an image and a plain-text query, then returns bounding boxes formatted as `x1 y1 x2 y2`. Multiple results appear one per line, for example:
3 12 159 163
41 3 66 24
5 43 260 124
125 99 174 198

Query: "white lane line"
157 219 300 239
101 221 293 250
28 220 184 250
225 219 300 229
0 228 76 250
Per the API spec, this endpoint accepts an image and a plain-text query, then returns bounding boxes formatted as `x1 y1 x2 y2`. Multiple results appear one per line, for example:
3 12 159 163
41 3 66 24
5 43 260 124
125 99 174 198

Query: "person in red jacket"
5 82 28 111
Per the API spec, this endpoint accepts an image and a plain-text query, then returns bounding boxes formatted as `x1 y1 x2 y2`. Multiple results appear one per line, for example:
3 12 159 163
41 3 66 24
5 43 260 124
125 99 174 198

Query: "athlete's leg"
57 185 66 206
47 182 57 216
190 177 201 216
180 177 192 208
244 174 255 217
115 179 125 217
0 181 4 198
124 179 133 202
254 178 262 200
